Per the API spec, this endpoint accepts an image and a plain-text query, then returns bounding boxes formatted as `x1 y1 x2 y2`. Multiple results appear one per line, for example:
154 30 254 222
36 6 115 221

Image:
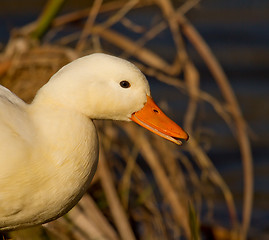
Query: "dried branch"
68 206 108 239
123 124 191 238
99 144 136 240
76 0 103 52
78 195 120 240
176 12 253 240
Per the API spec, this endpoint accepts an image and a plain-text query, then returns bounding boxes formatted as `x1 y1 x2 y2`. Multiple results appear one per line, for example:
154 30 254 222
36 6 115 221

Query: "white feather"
0 53 150 230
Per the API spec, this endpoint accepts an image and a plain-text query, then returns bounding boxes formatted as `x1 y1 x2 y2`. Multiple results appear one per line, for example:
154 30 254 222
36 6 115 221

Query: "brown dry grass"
0 0 253 239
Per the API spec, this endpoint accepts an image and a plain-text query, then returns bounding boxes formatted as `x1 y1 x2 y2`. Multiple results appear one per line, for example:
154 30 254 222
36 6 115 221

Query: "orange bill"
131 96 189 145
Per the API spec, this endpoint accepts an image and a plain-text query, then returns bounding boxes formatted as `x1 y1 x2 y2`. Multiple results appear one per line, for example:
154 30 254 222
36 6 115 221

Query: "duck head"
35 53 188 145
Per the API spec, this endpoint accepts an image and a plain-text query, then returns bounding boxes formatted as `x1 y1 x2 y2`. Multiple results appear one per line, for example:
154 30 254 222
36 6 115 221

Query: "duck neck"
28 100 99 180
18 102 99 222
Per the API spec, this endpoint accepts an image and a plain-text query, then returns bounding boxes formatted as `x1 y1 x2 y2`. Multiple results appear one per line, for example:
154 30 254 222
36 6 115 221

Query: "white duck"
0 53 188 231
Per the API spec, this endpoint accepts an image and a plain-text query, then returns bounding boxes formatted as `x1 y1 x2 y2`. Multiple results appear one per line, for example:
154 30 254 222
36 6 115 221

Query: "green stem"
31 0 66 40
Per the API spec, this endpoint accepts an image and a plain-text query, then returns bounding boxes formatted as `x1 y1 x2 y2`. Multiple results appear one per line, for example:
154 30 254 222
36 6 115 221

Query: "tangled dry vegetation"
0 0 253 239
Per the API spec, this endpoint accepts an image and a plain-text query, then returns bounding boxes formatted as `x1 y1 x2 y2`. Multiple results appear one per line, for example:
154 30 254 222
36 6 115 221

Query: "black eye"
120 80 131 88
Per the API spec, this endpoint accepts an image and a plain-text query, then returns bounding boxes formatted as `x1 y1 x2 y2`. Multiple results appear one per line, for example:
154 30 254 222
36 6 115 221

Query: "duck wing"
0 86 33 219
0 85 32 148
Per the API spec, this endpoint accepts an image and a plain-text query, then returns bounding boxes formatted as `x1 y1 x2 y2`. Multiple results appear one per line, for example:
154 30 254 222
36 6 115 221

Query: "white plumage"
0 53 188 231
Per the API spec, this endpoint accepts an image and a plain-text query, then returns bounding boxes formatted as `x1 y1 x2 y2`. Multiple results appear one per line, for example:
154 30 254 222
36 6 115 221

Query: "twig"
121 17 145 33
52 0 151 28
68 206 108 240
100 0 139 29
98 144 136 240
118 147 139 209
78 195 120 240
91 25 178 74
155 0 188 65
176 151 202 213
76 0 103 52
135 63 234 130
124 124 191 239
183 60 238 233
177 12 253 240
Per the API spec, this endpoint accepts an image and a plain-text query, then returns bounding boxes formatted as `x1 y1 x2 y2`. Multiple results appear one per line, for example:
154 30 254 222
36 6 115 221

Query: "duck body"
0 53 188 231
0 86 98 231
